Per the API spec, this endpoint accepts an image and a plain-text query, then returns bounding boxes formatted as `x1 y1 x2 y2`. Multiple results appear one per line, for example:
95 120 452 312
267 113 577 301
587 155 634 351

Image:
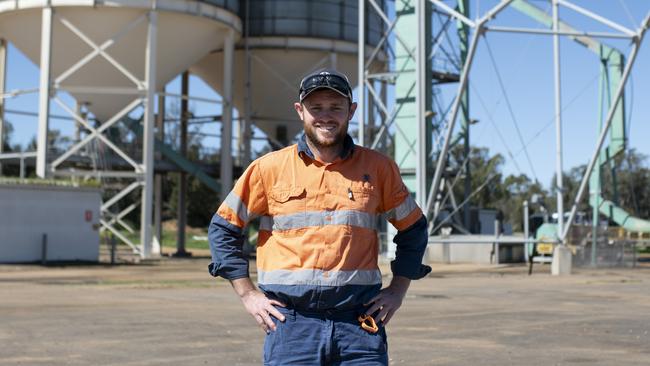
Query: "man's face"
294 89 357 149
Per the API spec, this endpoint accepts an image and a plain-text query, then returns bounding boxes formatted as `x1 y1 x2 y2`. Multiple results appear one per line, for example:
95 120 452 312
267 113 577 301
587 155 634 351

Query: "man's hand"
364 275 411 326
231 278 286 334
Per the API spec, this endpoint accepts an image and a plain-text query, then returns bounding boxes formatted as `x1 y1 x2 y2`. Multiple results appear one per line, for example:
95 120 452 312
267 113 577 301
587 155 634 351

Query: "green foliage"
601 149 650 219
168 174 220 228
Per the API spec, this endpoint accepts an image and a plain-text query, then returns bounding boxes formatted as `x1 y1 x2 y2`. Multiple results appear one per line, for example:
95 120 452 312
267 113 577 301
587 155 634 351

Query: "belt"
277 306 365 321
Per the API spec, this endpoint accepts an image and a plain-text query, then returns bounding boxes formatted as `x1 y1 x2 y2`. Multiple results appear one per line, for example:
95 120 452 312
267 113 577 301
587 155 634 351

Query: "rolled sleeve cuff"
208 261 249 280
390 259 431 280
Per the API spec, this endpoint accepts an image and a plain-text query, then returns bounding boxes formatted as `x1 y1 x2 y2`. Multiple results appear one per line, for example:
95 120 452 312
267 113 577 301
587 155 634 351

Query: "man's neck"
305 137 343 164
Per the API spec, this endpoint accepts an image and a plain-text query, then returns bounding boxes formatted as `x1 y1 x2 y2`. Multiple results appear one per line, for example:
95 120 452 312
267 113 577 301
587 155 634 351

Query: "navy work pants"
263 307 388 365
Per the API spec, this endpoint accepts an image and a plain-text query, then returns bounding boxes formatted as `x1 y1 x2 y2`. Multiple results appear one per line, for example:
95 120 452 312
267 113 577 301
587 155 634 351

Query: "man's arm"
364 215 430 325
207 160 285 333
208 214 286 333
231 278 286 334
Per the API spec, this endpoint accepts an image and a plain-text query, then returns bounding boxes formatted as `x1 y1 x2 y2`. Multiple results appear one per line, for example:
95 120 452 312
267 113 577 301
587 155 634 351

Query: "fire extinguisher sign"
85 210 93 222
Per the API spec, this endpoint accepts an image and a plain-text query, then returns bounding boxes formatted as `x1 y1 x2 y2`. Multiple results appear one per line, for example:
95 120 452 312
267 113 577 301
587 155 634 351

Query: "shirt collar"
298 133 355 162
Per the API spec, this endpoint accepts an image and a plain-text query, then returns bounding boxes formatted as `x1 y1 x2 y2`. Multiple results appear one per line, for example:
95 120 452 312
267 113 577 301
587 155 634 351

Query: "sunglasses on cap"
299 71 353 102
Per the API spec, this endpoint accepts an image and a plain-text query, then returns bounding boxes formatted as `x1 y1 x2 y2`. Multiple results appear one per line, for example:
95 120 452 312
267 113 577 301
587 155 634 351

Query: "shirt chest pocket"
268 184 306 216
344 182 379 212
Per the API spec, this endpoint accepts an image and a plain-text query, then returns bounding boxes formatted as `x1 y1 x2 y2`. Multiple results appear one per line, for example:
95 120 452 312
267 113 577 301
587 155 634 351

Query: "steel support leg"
416 0 428 207
562 16 650 240
0 38 6 176
154 90 165 253
427 22 482 222
552 0 565 241
141 10 158 258
177 71 189 256
220 30 234 201
37 7 53 178
358 0 366 147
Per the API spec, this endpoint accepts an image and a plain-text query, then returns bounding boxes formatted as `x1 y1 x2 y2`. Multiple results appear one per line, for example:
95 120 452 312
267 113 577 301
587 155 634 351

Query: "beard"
304 120 349 149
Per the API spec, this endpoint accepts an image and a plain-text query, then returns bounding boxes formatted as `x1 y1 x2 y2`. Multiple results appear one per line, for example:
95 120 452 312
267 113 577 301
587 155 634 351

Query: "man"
208 70 430 365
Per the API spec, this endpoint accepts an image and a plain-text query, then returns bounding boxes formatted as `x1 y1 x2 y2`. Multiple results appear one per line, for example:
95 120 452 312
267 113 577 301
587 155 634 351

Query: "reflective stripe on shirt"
258 269 382 287
258 210 376 232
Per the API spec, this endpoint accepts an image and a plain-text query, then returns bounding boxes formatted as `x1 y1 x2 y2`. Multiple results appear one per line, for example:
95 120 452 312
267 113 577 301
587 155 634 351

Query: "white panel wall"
0 185 101 263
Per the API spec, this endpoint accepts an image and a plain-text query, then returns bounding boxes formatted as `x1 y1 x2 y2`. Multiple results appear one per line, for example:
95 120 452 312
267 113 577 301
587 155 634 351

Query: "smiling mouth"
317 125 337 132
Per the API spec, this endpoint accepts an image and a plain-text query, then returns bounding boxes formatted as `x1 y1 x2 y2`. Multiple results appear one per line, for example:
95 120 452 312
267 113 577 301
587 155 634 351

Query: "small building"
0 182 101 263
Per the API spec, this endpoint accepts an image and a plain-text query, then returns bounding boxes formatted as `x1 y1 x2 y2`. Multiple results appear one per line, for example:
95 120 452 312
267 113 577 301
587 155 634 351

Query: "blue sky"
2 0 649 189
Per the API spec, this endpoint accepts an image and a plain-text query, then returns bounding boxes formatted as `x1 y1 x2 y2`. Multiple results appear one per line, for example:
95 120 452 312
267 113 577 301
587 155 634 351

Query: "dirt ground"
1 258 649 365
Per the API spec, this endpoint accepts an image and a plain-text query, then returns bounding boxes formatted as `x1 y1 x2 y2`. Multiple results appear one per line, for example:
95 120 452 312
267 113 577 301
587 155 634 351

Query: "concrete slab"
0 259 649 365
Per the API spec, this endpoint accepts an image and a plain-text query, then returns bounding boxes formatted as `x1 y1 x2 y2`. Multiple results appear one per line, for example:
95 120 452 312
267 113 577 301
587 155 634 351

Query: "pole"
562 15 650 241
358 0 366 147
220 30 235 201
427 21 482 222
552 0 565 242
591 66 606 266
242 0 252 167
0 38 6 176
110 234 117 265
140 10 158 258
154 89 165 253
457 0 471 229
415 0 427 207
524 200 530 262
41 233 48 265
37 7 53 178
177 71 189 256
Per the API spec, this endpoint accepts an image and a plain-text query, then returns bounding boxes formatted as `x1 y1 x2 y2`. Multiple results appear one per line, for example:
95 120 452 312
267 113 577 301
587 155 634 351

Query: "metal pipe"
177 71 189 256
242 0 252 167
484 26 634 39
524 200 530 262
20 155 25 179
110 234 116 265
553 0 565 242
429 0 476 28
157 92 221 104
140 10 158 258
557 0 635 37
358 0 366 147
41 233 48 266
416 0 427 207
154 89 165 253
0 38 6 176
55 86 144 95
36 7 53 178
220 29 234 201
425 1 517 219
562 16 650 240
458 0 471 229
427 20 482 222
428 238 544 244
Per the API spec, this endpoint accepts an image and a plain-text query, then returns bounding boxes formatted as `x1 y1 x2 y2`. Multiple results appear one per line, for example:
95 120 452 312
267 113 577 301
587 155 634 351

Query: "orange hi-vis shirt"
209 134 430 311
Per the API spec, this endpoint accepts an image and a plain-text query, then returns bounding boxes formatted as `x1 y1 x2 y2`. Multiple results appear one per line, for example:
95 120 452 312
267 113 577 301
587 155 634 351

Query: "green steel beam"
124 117 220 193
394 0 432 195
457 0 471 228
512 1 649 239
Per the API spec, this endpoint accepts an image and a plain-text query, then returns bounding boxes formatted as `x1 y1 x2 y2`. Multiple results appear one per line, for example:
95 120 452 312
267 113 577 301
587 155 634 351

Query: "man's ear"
293 102 304 120
348 102 358 121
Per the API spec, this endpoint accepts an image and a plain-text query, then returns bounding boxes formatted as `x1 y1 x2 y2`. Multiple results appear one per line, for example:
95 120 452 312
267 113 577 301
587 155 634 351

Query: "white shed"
0 183 101 263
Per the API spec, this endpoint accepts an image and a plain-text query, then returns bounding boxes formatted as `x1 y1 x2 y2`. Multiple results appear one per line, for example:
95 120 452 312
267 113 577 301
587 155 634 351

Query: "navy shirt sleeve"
390 215 432 280
207 213 250 280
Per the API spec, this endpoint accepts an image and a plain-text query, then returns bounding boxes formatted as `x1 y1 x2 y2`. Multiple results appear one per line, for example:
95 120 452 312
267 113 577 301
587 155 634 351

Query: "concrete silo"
191 0 386 159
0 0 242 257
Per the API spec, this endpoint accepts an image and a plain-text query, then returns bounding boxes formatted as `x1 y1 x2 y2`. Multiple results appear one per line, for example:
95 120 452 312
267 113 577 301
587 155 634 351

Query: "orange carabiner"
358 314 379 334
